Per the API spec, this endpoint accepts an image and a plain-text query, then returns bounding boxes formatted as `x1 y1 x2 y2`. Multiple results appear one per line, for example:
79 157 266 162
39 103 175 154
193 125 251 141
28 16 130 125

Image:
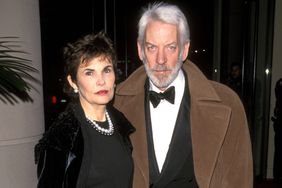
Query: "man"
114 2 253 188
272 78 282 182
226 62 243 97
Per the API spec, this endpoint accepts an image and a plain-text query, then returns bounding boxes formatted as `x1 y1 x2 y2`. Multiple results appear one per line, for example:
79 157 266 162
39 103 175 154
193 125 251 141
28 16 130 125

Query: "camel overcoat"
114 61 253 188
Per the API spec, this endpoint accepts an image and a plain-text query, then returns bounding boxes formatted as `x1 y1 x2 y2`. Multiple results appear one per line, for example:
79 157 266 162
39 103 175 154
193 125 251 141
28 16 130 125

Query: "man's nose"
156 49 167 64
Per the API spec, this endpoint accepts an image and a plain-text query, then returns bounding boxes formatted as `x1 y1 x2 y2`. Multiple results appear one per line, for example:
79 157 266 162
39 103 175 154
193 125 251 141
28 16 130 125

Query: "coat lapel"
184 62 231 187
190 100 231 187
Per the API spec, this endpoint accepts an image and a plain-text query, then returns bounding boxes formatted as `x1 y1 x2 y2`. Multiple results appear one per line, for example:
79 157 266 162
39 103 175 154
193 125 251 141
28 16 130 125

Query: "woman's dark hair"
62 32 117 99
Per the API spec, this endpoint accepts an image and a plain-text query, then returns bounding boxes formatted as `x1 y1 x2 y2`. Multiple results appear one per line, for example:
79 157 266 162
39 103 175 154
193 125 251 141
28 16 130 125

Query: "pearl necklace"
86 110 114 136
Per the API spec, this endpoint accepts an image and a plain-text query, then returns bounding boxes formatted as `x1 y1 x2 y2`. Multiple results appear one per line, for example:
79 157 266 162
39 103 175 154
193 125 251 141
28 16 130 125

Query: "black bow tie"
149 86 175 108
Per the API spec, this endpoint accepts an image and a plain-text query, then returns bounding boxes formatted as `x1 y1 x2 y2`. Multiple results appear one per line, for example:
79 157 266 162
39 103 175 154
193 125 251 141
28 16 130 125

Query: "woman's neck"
80 100 106 121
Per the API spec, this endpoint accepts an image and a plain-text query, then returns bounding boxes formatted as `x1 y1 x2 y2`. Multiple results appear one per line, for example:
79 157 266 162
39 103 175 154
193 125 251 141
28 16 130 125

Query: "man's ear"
182 42 190 61
137 41 143 61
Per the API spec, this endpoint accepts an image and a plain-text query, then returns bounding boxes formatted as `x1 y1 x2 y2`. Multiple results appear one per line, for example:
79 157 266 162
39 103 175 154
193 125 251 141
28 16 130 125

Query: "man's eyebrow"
145 42 155 46
145 41 177 46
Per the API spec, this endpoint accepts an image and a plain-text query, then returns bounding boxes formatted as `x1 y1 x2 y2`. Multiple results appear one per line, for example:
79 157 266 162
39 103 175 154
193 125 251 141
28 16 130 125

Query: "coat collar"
107 105 136 136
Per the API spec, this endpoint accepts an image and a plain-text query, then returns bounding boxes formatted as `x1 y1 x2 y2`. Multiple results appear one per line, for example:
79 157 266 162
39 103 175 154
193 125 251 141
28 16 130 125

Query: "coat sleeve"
36 148 67 188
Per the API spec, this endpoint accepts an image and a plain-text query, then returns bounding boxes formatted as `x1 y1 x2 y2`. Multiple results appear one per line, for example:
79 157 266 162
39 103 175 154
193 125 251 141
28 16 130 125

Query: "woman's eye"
104 67 112 73
85 71 93 76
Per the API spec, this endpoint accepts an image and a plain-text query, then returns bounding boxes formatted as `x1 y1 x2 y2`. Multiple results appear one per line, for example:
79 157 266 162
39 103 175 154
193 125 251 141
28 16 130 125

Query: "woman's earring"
74 88 79 93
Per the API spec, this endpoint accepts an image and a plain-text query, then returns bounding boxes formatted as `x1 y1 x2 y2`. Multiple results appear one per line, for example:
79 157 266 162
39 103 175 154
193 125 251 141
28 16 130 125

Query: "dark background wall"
39 0 214 125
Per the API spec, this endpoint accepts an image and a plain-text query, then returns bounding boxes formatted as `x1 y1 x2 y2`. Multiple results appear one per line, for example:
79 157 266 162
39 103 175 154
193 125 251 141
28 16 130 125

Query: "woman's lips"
96 90 108 95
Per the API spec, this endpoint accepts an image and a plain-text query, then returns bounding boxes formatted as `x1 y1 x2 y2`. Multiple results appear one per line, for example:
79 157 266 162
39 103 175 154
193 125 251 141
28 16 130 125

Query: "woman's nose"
96 75 105 85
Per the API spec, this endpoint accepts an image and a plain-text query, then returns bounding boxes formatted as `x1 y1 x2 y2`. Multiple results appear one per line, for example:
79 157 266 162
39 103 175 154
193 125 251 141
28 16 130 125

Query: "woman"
35 32 135 188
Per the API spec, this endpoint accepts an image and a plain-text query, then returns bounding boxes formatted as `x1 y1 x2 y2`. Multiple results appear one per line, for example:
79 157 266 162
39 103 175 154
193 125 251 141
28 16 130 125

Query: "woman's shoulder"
35 103 81 159
107 105 135 136
47 103 80 137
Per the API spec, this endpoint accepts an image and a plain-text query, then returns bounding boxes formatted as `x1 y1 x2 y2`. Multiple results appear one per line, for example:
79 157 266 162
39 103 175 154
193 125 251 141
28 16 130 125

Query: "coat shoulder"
210 80 244 109
108 105 136 136
34 104 80 163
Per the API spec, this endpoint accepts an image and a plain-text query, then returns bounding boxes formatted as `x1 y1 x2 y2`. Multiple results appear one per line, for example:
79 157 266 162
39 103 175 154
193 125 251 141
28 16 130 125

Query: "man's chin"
152 77 170 88
154 72 170 79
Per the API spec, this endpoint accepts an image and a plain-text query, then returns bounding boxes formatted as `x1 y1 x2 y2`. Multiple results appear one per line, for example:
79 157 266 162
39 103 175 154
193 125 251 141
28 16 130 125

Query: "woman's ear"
67 75 78 92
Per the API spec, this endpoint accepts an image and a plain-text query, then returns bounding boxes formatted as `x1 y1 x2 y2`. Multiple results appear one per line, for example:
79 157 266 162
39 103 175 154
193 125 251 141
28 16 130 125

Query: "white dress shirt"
149 69 185 171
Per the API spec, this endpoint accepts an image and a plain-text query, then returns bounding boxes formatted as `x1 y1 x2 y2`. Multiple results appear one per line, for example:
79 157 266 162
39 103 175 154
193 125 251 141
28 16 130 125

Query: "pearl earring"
74 88 79 93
